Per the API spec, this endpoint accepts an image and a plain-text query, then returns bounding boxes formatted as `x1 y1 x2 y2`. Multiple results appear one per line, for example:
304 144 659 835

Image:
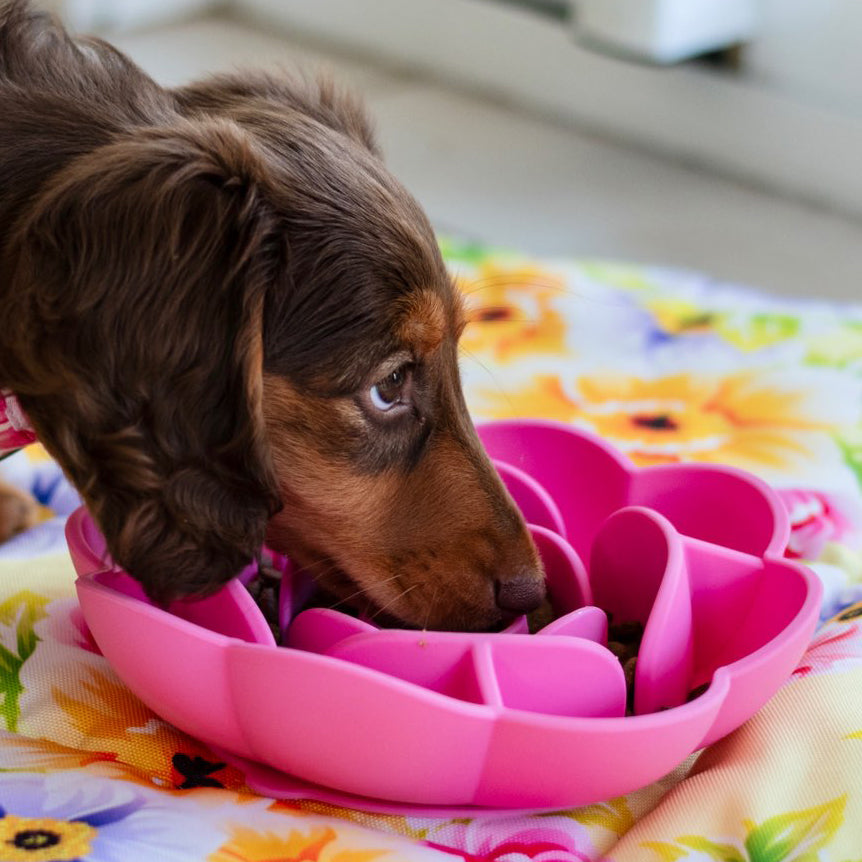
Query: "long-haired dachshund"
0 1 545 631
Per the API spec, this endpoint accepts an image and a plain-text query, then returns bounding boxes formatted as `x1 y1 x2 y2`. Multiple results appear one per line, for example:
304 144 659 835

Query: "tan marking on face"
261 367 543 631
261 374 398 559
397 289 447 356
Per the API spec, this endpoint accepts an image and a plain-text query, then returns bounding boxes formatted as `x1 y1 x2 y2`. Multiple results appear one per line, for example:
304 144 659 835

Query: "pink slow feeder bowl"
69 419 821 814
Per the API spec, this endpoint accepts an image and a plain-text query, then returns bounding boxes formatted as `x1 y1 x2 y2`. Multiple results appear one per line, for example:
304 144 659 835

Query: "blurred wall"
52 0 862 122
58 0 219 31
747 0 862 115
232 0 862 218
46 0 862 217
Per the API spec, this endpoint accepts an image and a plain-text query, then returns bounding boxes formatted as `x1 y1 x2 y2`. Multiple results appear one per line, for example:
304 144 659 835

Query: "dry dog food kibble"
606 616 645 715
606 616 710 712
686 682 709 702
245 565 282 643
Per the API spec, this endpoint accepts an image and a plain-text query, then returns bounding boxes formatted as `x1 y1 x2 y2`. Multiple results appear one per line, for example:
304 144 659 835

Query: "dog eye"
368 365 412 413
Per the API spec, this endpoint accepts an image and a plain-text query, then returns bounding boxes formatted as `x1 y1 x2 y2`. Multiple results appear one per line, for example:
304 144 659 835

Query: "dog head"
0 3 544 630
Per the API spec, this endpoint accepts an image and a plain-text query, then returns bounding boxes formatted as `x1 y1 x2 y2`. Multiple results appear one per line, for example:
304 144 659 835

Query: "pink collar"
0 390 36 455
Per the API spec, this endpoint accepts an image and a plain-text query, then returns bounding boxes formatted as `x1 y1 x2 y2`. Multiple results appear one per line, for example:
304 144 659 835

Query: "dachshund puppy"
0 1 544 631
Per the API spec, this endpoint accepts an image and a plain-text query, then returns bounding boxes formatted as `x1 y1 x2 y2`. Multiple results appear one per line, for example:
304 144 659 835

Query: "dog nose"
494 575 546 614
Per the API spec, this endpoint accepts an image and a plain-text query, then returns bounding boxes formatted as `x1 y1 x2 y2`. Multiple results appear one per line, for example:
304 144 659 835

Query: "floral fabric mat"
2 238 862 860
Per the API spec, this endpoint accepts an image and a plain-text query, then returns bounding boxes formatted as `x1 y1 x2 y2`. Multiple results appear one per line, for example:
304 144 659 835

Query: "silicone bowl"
70 419 821 813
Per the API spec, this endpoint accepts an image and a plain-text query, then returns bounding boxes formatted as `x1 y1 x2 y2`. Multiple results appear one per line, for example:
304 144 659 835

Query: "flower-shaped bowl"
70 419 821 814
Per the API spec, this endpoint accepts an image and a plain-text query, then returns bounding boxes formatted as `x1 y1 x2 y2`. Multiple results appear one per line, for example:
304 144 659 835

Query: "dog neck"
0 390 36 456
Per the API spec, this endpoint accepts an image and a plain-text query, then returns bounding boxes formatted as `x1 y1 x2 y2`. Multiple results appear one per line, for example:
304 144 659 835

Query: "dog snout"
494 572 547 615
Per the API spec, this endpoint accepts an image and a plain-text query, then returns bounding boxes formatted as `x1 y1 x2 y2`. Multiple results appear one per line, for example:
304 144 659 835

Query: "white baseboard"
233 0 862 221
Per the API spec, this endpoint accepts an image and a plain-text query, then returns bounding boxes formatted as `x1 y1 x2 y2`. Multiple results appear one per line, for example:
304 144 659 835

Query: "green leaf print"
744 797 845 862
0 642 24 733
0 591 49 732
642 797 846 862
642 840 689 861
439 236 524 269
580 261 659 294
569 796 634 835
719 313 800 352
643 837 745 861
439 236 493 267
806 321 862 368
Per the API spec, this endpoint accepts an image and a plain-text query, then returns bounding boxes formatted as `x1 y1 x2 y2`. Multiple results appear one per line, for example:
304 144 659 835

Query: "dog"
0 0 545 631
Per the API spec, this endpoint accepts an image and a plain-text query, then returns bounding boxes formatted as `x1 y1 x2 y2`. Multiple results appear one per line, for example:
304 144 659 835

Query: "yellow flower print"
54 667 248 791
644 297 717 337
0 814 95 862
23 660 246 793
16 595 251 795
21 443 53 464
49 665 194 780
643 296 800 352
456 263 567 363
477 369 854 479
0 730 117 771
209 824 388 862
270 799 422 843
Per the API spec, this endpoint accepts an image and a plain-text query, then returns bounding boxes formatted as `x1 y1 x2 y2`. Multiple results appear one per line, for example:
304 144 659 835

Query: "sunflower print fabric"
2 239 862 860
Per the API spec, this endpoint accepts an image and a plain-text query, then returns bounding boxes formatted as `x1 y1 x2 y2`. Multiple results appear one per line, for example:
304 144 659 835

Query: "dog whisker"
458 273 566 288
458 274 634 308
422 584 439 633
464 314 535 326
369 582 420 622
458 347 518 416
459 273 634 308
0 3 544 630
292 558 341 585
328 572 403 611
457 275 575 298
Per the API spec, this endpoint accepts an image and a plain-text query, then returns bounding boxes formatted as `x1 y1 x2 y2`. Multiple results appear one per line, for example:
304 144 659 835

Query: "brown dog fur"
0 1 544 630
0 477 38 540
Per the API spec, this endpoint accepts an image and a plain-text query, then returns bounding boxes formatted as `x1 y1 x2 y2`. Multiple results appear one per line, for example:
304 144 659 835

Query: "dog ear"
2 119 283 604
175 70 381 157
